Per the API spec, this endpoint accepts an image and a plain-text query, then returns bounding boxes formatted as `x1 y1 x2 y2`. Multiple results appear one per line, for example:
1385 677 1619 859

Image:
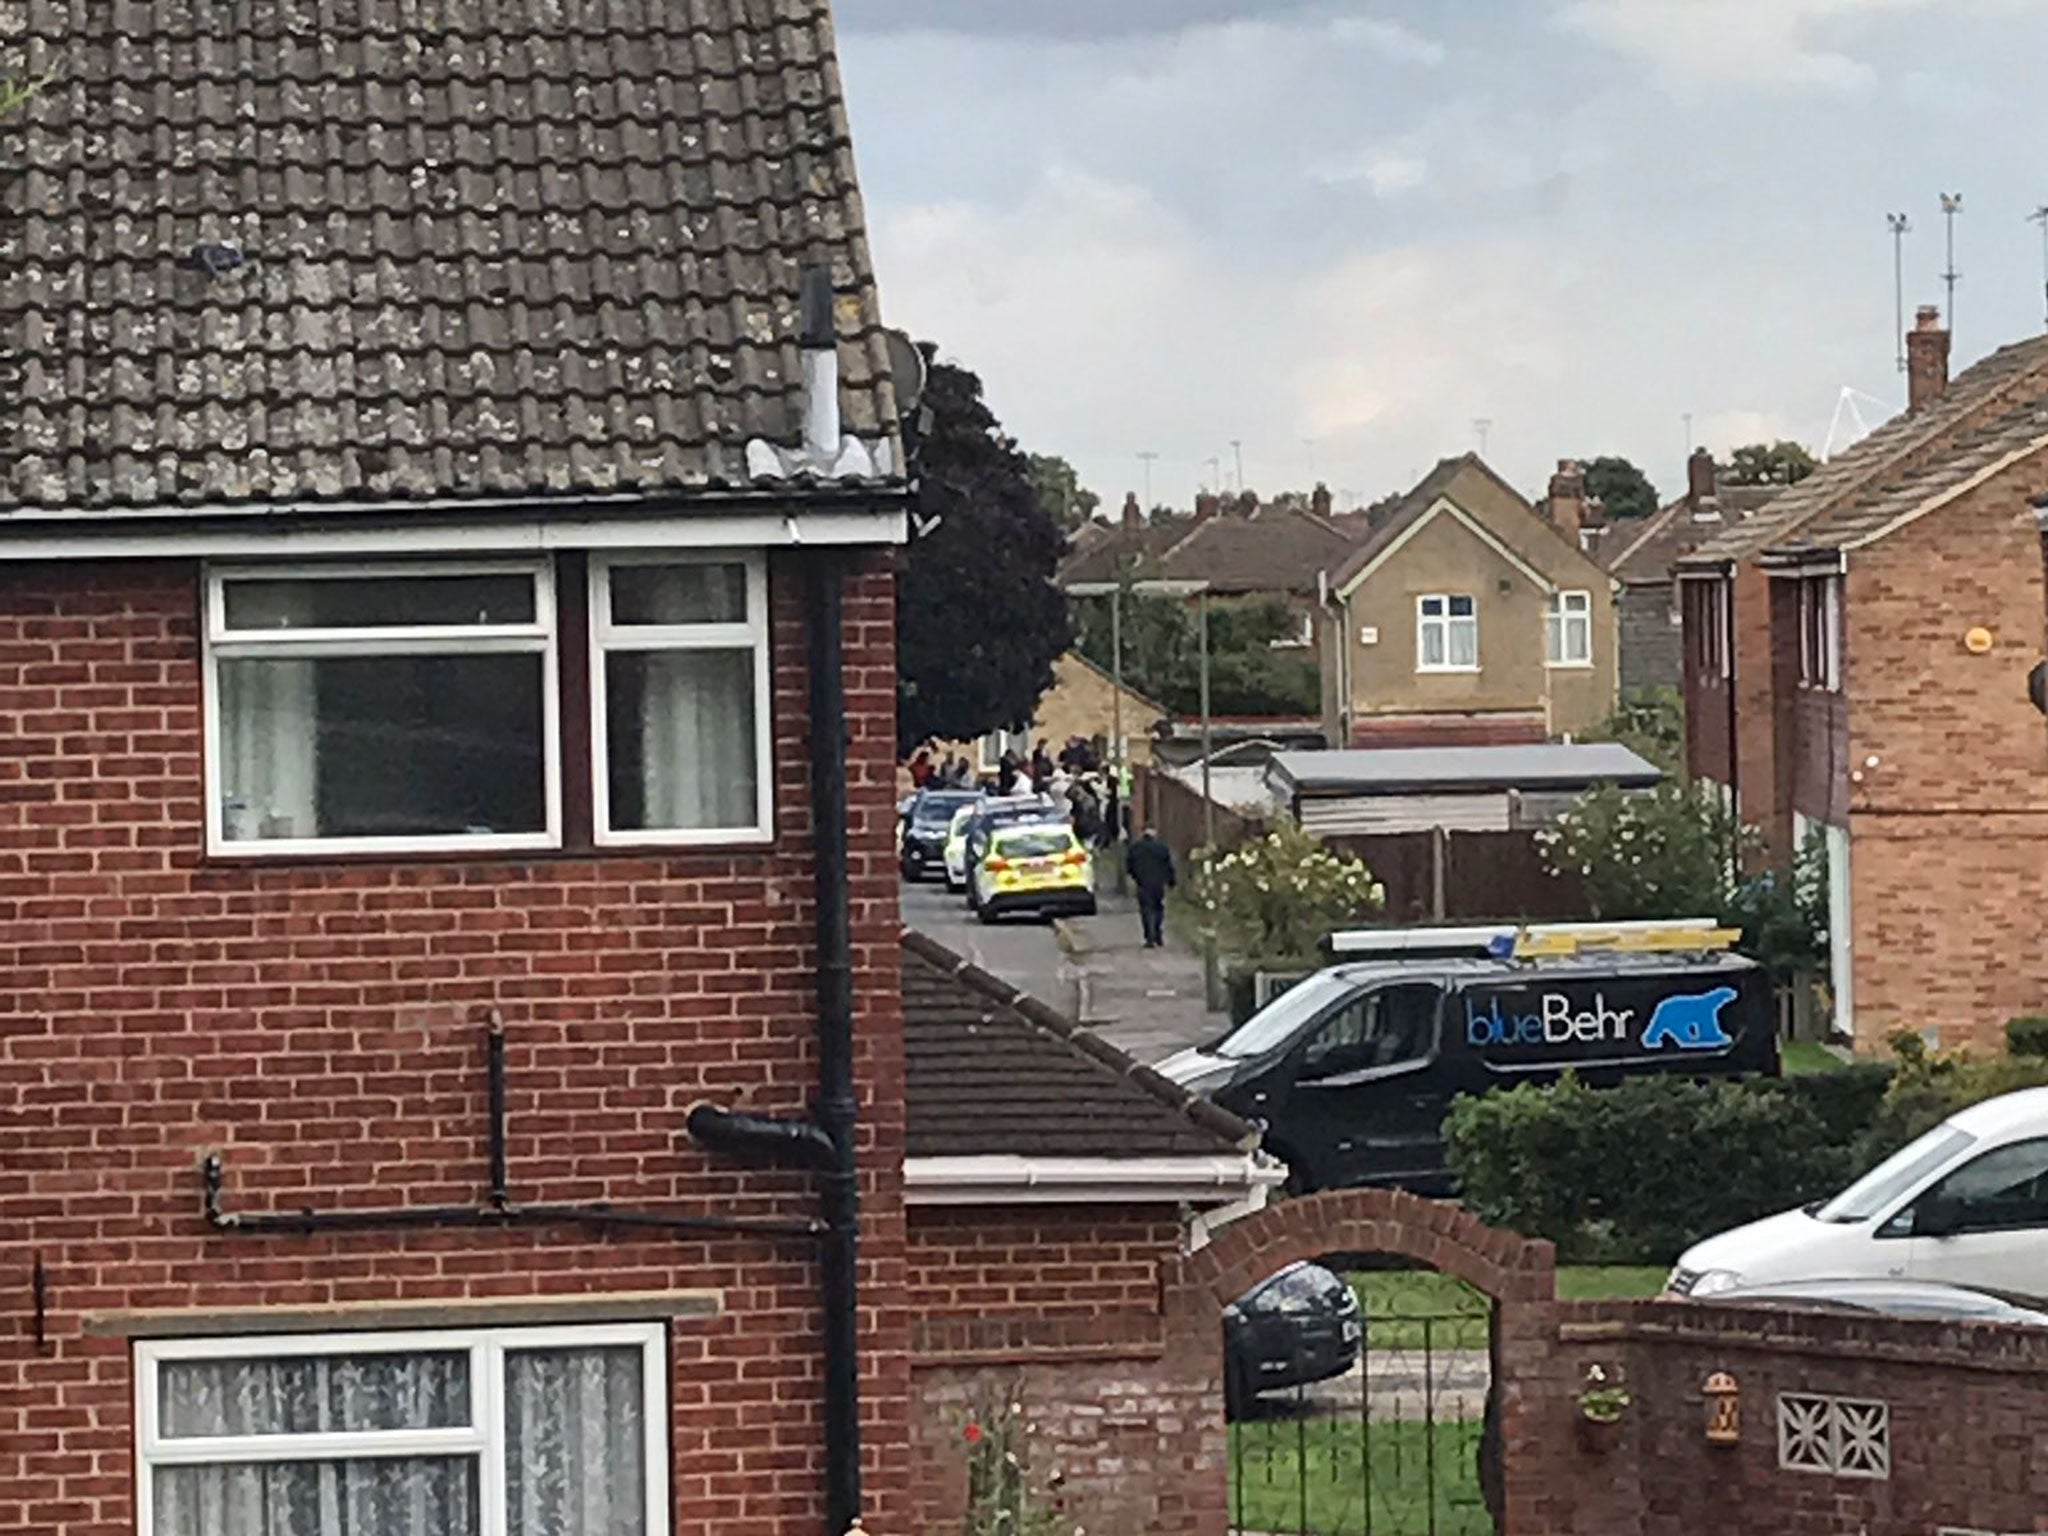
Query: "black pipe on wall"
806 550 864 1536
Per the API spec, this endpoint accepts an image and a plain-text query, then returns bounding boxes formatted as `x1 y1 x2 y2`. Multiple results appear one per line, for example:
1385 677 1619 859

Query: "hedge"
2008 1017 2048 1060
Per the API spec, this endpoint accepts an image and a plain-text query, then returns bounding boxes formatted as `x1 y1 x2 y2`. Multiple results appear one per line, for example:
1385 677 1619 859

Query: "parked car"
1159 922 1774 1195
1669 1087 2048 1302
970 822 1097 924
899 788 980 882
942 805 976 893
1706 1277 2048 1326
957 795 1061 910
1224 1261 1361 1419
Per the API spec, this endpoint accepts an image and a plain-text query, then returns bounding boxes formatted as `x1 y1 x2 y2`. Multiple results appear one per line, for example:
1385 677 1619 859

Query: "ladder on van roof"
1326 918 1742 962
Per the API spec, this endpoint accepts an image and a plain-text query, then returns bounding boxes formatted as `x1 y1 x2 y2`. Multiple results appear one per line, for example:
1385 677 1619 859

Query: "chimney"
798 266 839 457
1194 491 1221 521
1121 491 1142 531
1907 304 1951 413
1686 447 1718 518
1545 459 1586 539
1311 482 1333 519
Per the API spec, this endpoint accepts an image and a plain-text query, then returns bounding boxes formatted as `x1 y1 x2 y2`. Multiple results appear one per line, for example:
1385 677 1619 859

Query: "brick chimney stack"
1121 491 1142 530
1194 491 1221 521
1311 483 1333 519
1907 305 1951 413
1686 447 1718 518
1545 459 1586 540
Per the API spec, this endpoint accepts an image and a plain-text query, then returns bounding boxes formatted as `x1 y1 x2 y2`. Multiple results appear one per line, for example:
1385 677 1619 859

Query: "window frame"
978 726 1031 774
134 1321 670 1536
201 560 562 859
587 552 775 848
1796 575 1843 692
1415 593 1479 674
1545 589 1595 669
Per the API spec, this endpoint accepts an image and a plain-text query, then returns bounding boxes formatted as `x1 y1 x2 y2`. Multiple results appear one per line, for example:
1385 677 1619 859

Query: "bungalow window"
135 1323 667 1536
1545 589 1594 667
591 555 773 843
207 564 558 854
1416 593 1478 671
1797 575 1843 692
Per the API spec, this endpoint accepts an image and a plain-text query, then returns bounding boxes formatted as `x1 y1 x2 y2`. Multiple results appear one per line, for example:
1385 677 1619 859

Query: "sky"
833 0 2048 513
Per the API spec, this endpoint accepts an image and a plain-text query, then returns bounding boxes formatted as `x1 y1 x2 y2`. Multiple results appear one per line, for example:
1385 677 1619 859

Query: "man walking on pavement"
1125 826 1176 949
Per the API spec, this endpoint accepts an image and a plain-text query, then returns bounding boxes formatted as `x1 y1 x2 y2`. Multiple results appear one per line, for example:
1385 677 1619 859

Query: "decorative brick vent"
1776 1393 1889 1479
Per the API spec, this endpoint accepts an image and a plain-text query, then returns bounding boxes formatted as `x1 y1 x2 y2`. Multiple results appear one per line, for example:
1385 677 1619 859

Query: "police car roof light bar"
1326 918 1730 962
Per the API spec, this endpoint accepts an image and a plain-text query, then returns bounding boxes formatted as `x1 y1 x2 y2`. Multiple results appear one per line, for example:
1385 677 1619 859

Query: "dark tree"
1026 453 1100 533
1722 440 1818 487
1581 456 1659 520
896 355 1072 757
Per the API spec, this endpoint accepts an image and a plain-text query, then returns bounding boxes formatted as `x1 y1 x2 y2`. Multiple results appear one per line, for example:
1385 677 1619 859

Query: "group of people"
904 734 1179 948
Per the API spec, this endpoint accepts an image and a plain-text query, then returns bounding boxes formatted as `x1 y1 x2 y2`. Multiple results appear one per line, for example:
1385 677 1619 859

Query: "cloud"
1557 0 1933 93
1326 15 1446 65
1310 147 1429 195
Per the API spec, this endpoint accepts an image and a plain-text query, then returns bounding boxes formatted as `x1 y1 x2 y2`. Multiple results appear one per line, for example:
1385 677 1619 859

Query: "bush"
1756 1061 1894 1146
1445 1074 1857 1264
2008 1017 2048 1060
1190 817 1384 964
1854 1029 2048 1165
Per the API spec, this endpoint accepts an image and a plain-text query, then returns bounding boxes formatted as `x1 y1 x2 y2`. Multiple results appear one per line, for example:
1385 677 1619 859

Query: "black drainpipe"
688 549 862 1534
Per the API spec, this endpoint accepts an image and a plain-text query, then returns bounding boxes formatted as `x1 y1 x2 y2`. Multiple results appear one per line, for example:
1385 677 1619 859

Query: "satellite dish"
885 329 927 420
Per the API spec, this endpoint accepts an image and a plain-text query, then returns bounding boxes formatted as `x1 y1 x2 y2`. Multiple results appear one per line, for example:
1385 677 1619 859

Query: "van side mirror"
1914 1193 1964 1239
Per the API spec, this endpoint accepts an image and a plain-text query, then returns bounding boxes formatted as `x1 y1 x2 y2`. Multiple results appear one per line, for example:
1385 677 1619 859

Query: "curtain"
634 649 756 829
505 1346 646 1536
153 1353 474 1536
218 658 319 841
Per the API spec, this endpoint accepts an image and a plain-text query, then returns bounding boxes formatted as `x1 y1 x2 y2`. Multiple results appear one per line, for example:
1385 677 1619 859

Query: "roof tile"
3 0 900 511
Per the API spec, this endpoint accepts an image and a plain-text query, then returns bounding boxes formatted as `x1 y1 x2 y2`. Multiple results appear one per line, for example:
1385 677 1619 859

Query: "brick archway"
1166 1188 1560 1536
1182 1187 1555 1309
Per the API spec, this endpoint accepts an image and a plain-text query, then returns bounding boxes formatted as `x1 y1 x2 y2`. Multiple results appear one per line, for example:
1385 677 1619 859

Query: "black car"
1224 1261 1361 1419
898 788 980 882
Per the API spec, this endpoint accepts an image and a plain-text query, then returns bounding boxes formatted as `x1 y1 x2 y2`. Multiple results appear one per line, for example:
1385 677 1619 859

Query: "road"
898 874 1079 1018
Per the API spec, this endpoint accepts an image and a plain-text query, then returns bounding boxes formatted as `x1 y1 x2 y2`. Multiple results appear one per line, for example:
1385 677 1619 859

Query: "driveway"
898 876 1079 1019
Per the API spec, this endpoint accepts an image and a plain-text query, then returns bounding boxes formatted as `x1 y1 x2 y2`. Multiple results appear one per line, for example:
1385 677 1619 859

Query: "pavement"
896 862 1230 1065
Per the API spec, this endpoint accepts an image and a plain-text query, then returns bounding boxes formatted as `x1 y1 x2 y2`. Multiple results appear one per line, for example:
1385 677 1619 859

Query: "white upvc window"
1416 593 1478 672
1546 589 1594 667
204 563 560 856
589 554 773 844
135 1322 668 1536
979 726 1030 773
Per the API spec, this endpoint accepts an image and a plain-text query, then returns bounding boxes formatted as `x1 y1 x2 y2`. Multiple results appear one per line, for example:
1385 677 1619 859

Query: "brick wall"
1542 1300 2048 1535
1845 468 2048 1049
0 554 913 1535
906 1204 1213 1536
1617 582 1681 696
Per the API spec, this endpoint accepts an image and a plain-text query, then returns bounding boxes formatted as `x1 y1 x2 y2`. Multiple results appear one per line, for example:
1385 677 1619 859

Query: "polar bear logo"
1641 987 1738 1050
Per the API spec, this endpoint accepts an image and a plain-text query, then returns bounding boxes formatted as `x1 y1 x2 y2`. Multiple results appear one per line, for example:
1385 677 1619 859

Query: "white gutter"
0 508 907 560
903 1153 1287 1208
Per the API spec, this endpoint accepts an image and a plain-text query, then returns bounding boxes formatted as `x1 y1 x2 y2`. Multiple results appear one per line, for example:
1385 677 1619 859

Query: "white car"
1670 1086 2048 1303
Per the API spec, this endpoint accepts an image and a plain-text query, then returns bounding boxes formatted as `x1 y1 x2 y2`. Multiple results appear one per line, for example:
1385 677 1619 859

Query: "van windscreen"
1813 1124 1975 1224
1214 972 1356 1059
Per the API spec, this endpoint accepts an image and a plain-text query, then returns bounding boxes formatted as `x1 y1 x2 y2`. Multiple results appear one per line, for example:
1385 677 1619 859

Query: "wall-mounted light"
1704 1371 1740 1445
1964 626 1996 655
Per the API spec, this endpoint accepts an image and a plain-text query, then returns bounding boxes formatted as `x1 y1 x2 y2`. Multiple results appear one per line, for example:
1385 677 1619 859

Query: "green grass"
1782 1038 1850 1075
1345 1265 1665 1345
1229 1418 1494 1535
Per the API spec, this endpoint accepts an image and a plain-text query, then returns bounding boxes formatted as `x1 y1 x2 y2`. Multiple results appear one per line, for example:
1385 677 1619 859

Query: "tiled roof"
1327 452 1599 592
1606 486 1781 584
2 0 901 511
1155 508 1355 594
1056 516 1198 587
901 931 1253 1160
1684 333 2048 566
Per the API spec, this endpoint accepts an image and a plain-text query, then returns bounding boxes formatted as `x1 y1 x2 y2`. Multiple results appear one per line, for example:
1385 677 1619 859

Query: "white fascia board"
1335 498 1551 600
0 508 907 560
902 1153 1287 1207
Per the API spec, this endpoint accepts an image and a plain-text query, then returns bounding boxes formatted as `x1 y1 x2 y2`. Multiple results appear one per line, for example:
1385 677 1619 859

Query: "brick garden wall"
906 1204 1215 1536
0 554 914 1535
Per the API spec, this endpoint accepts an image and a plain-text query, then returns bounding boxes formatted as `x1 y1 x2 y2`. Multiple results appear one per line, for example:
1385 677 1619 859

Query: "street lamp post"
1110 585 1126 894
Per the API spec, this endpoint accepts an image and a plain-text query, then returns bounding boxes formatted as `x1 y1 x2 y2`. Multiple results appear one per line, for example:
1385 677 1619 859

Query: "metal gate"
1226 1265 1497 1536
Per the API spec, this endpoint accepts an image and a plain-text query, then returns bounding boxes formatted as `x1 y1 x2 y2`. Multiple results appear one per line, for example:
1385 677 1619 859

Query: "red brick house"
0 7 921 1535
899 932 1279 1536
1679 309 2048 1050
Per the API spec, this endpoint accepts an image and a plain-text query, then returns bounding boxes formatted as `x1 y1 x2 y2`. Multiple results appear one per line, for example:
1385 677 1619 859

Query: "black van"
1157 945 1775 1195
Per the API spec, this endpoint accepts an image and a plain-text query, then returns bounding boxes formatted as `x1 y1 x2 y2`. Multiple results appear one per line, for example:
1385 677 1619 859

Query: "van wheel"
1281 1160 1315 1198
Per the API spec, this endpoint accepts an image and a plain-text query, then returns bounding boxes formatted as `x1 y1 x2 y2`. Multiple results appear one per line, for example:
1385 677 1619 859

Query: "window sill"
594 826 776 850
1545 660 1596 671
1415 665 1481 675
200 838 787 870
